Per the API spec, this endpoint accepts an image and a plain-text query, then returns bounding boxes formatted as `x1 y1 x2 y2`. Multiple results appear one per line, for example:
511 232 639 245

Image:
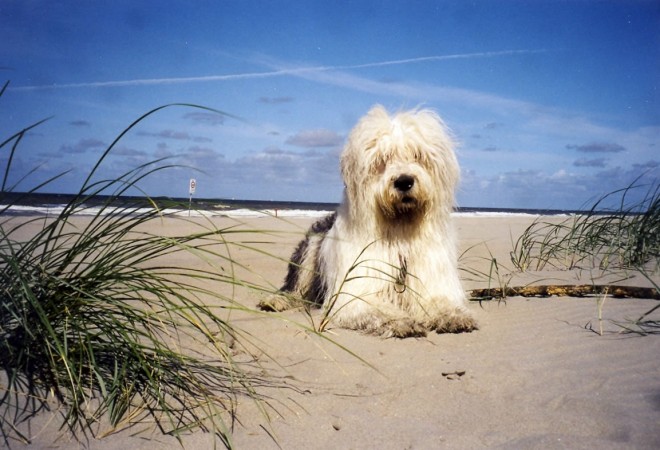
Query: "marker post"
188 178 196 216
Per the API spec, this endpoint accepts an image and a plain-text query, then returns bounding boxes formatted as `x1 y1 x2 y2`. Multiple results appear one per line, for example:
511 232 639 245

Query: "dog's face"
374 158 433 221
341 105 459 224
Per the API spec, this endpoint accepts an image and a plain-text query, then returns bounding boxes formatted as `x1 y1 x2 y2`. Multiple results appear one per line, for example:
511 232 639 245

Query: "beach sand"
7 214 660 449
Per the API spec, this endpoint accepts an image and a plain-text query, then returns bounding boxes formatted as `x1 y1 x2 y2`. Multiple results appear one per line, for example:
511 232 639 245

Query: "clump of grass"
459 242 513 301
511 180 659 273
509 178 659 333
614 270 660 335
0 85 287 447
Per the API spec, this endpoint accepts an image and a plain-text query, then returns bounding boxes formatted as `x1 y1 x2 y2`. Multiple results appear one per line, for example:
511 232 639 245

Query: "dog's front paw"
430 310 478 334
375 317 428 338
257 294 296 312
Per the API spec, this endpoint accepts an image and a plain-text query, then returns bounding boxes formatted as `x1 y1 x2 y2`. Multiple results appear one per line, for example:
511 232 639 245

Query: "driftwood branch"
469 285 660 300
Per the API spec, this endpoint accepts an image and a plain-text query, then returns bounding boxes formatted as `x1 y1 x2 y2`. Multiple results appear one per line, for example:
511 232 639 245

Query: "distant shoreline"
0 191 608 217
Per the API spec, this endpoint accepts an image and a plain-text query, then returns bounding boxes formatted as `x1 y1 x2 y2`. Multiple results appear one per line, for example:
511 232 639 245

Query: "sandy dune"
7 214 659 449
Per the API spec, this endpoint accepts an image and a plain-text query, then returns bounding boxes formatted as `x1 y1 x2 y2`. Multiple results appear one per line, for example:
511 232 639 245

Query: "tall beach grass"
0 85 298 447
511 180 658 274
508 179 659 333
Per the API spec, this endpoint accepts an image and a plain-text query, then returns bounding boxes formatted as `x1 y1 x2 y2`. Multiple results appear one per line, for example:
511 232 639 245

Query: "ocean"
0 192 583 218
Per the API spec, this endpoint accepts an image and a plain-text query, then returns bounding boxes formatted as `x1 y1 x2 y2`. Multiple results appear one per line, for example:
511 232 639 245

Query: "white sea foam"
2 204 567 219
0 204 334 219
215 208 332 218
451 211 546 218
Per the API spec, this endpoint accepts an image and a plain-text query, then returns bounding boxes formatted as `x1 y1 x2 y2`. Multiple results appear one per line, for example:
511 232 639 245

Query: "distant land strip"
1 192 618 216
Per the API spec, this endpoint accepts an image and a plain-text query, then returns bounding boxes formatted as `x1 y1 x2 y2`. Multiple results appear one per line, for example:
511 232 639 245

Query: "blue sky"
1 0 658 209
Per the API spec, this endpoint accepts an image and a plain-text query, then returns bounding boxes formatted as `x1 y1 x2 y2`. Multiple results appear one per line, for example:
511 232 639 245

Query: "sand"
6 214 660 449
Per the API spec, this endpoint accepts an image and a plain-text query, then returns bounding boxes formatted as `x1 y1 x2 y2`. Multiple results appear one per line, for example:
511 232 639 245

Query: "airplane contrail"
330 49 544 70
11 50 545 91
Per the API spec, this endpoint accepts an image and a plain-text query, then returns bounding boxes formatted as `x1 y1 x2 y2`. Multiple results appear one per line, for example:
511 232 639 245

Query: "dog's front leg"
425 305 478 334
326 294 428 338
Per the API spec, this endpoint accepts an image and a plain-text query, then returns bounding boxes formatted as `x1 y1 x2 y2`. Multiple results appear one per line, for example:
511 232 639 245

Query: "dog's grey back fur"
280 212 337 305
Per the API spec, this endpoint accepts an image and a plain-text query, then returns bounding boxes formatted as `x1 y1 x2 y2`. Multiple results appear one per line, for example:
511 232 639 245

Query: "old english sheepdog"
259 105 477 338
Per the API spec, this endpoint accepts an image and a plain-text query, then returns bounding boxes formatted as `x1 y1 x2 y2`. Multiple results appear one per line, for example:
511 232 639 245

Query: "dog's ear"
340 107 382 189
339 144 357 198
366 104 389 119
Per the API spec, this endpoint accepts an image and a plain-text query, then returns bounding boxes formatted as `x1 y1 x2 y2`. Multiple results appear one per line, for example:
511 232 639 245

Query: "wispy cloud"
10 69 302 90
69 120 91 127
59 138 106 155
328 49 546 71
566 143 626 153
137 129 212 143
10 50 545 91
259 96 295 104
183 112 226 126
574 157 608 168
285 129 344 148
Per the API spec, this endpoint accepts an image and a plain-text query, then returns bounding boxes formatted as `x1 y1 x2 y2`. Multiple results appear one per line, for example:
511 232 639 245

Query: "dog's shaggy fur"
259 105 477 338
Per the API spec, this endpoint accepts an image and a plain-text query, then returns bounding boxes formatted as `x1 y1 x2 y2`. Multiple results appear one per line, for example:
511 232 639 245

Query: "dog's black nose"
394 175 415 192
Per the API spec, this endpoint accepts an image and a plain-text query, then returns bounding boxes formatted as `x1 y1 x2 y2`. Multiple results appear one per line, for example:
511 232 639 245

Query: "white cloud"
573 157 607 168
178 146 225 170
110 146 147 157
137 129 212 143
285 129 344 148
459 164 658 210
59 138 106 155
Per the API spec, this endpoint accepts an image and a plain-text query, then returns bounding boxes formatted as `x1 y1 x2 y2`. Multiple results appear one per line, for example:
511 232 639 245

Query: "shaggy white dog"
259 105 477 338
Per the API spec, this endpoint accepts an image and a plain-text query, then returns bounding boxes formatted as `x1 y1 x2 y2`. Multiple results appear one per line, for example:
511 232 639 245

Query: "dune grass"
457 177 659 333
510 180 658 274
508 179 659 333
459 242 514 303
0 88 298 447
